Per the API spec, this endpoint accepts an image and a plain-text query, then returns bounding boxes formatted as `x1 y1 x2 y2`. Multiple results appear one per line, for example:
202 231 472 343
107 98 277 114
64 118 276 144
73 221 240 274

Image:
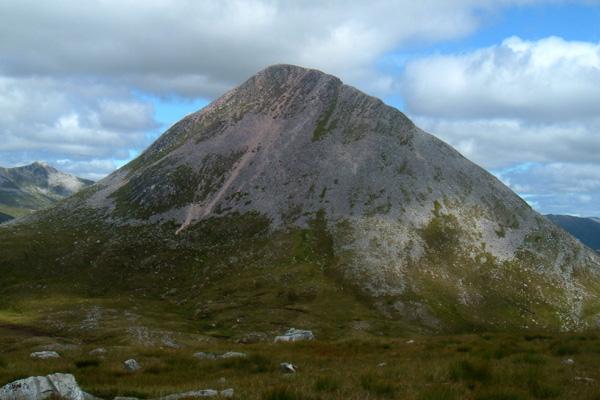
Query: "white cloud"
402 36 600 121
402 35 600 215
0 0 549 97
0 76 157 176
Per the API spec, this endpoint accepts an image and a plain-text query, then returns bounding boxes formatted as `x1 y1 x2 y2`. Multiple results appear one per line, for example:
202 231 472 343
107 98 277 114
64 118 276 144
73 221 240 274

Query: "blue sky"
0 0 599 216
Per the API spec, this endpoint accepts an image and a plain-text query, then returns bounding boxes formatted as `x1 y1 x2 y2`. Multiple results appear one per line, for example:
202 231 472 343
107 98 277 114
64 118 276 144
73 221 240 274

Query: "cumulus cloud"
0 76 157 175
0 0 547 97
402 36 600 214
495 162 600 215
403 36 600 121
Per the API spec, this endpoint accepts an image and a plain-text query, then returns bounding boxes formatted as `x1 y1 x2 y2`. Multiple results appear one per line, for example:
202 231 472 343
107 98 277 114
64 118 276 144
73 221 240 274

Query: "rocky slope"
547 214 600 253
2 65 600 335
0 162 93 218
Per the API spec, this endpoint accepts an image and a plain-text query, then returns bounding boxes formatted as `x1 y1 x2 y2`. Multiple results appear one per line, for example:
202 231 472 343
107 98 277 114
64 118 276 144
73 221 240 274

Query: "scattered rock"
194 352 218 360
574 376 595 383
123 359 141 372
0 373 84 400
274 328 314 343
219 352 246 359
406 339 415 344
377 362 387 367
562 358 575 365
193 351 246 360
89 348 107 356
219 389 234 398
30 351 60 359
280 362 297 374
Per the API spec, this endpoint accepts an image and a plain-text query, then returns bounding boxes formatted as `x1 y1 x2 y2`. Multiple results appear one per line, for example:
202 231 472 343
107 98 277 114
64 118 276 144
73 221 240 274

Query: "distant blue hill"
546 214 600 253
0 211 13 224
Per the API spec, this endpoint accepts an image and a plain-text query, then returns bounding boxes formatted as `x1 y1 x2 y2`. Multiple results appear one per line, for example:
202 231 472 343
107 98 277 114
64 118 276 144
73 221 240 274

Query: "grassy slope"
2 330 600 400
2 209 600 398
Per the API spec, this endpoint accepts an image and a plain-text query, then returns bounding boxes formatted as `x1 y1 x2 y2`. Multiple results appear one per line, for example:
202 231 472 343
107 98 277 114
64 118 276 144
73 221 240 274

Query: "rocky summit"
1 64 600 335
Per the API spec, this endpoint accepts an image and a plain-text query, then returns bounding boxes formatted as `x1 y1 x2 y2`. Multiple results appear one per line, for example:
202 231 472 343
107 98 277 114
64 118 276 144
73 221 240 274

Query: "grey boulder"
274 328 314 343
0 373 84 400
123 359 141 372
29 351 60 360
279 362 297 374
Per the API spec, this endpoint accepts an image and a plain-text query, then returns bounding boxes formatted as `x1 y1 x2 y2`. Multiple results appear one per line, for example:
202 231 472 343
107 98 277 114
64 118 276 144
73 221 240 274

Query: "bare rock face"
10 64 600 332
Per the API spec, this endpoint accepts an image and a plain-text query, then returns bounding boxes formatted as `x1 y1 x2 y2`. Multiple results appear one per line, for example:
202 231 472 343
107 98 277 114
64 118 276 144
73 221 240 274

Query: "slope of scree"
1 64 600 336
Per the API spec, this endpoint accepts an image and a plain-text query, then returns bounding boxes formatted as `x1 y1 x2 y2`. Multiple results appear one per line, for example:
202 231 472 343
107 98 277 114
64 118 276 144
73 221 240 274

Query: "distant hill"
0 211 13 223
546 214 600 252
0 162 93 218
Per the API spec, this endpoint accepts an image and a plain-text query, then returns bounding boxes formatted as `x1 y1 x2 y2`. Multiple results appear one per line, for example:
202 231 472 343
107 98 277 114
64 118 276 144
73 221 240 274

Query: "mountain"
1 65 599 339
0 162 93 218
547 214 600 252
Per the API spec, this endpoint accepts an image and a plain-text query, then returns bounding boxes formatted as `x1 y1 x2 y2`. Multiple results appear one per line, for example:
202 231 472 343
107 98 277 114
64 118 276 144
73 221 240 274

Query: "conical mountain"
2 65 599 337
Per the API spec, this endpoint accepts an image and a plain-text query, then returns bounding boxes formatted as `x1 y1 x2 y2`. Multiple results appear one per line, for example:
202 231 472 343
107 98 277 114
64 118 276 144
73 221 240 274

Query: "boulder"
193 352 218 360
30 351 60 359
0 373 84 400
89 348 107 356
123 359 141 372
274 328 314 343
279 362 297 374
219 352 246 359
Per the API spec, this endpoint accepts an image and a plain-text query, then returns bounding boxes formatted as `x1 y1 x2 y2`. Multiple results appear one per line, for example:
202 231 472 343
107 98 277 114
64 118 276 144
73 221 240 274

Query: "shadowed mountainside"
547 214 600 253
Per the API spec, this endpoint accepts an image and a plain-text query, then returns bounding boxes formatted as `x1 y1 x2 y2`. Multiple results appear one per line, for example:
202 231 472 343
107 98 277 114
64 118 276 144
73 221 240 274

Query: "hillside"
0 162 93 218
547 214 600 252
0 65 599 342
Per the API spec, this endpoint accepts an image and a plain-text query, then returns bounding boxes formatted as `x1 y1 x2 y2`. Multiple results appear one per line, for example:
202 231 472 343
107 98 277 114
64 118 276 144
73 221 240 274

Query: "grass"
2 205 600 398
0 331 600 399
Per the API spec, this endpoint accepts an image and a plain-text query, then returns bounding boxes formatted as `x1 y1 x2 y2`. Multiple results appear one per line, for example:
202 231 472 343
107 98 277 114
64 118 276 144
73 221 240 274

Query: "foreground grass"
2 331 600 400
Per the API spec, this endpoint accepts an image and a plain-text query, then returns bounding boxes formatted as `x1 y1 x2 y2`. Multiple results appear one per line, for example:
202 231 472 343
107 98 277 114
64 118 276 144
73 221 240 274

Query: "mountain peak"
39 64 600 332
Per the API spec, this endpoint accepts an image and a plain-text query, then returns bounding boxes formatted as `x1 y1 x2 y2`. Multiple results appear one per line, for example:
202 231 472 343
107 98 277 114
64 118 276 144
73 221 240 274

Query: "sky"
0 0 599 216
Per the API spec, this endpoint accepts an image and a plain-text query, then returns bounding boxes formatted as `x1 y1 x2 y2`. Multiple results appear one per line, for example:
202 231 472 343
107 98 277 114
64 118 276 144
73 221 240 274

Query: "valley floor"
2 326 600 400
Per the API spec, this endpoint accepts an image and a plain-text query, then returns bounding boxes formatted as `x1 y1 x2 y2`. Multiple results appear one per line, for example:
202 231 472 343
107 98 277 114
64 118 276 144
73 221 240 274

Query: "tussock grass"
0 332 600 399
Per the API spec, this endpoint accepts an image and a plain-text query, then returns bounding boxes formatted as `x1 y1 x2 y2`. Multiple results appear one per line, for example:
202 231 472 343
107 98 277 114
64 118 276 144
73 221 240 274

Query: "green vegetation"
1 330 600 399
